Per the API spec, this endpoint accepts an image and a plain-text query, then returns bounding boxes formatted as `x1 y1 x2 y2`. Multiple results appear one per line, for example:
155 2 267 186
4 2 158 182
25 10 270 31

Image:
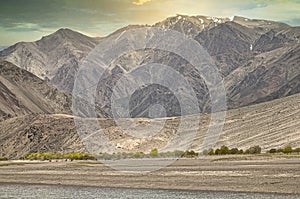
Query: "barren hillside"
0 60 71 121
1 16 299 118
0 93 299 159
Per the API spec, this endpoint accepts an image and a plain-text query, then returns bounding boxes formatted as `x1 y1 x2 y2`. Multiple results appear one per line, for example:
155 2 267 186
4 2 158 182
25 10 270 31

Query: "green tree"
215 149 221 155
220 146 230 155
269 149 277 153
0 157 8 161
277 148 283 153
229 148 239 155
133 152 144 158
247 146 261 154
150 148 158 157
182 150 198 158
208 148 215 155
283 146 293 154
294 148 300 153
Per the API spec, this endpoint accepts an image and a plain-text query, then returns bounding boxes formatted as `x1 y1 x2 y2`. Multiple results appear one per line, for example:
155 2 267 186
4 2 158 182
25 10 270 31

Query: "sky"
0 0 300 46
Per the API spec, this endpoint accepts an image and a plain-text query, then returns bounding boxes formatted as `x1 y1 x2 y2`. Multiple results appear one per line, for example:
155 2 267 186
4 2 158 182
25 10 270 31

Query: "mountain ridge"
1 92 299 159
0 60 72 121
0 15 299 118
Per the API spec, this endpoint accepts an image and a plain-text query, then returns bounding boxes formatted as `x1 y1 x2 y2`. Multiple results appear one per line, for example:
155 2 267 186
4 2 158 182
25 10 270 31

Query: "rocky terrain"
0 15 299 118
1 157 300 194
0 28 99 91
0 15 299 159
0 92 299 159
0 60 71 121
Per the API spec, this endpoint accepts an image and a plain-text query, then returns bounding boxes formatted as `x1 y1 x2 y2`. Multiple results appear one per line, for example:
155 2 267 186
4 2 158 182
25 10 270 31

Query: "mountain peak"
55 28 77 34
154 14 231 37
49 28 85 39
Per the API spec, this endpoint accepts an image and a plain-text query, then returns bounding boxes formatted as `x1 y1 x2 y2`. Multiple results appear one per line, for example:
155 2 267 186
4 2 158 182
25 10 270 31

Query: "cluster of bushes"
23 149 187 161
203 145 262 155
92 149 200 160
24 152 96 161
202 145 300 156
23 149 194 161
0 157 8 161
17 145 300 161
95 149 188 160
181 150 199 158
268 146 300 154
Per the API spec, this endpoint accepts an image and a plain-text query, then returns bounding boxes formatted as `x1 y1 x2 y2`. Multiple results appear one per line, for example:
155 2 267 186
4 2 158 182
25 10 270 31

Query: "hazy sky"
0 0 300 46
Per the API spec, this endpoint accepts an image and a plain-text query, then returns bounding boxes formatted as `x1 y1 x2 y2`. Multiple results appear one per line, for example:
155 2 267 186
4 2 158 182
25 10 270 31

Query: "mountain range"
0 15 299 157
1 92 299 159
0 60 71 121
0 15 299 119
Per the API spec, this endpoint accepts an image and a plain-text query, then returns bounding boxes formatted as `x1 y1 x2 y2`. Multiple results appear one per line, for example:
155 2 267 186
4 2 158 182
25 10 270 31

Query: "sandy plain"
0 155 299 195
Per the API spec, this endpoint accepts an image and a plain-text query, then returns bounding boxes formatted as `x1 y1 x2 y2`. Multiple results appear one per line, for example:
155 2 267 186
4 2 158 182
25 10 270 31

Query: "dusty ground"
0 155 299 194
1 92 300 159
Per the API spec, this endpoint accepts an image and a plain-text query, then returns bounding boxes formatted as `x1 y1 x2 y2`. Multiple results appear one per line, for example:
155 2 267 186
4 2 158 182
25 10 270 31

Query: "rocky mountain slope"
0 15 299 118
0 92 299 159
225 44 300 108
0 60 71 121
94 17 299 117
0 28 99 91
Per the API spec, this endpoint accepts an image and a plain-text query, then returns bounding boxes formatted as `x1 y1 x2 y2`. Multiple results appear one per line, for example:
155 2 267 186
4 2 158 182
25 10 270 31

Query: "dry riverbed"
0 155 299 194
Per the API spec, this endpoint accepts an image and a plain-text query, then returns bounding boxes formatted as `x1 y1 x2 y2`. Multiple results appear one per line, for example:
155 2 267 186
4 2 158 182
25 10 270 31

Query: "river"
0 184 299 198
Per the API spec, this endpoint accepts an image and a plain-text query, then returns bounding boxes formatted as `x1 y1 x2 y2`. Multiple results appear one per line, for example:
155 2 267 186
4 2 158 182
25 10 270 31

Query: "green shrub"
208 148 214 155
238 149 244 154
181 150 198 158
229 148 239 154
133 152 144 158
293 148 300 153
0 157 8 161
215 148 221 155
282 146 293 154
245 146 261 154
219 146 230 155
24 152 95 161
269 149 277 153
150 148 158 157
277 148 283 153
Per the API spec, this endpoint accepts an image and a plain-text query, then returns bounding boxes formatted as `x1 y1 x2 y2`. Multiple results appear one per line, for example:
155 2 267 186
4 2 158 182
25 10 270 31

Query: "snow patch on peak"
229 16 234 21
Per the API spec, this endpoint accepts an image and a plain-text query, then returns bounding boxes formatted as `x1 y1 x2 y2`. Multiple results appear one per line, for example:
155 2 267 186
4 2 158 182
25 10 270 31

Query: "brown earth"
0 155 299 194
0 92 299 159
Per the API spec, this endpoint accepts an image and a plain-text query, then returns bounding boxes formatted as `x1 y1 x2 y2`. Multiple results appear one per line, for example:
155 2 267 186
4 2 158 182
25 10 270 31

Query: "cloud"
132 0 152 6
6 23 41 32
0 0 300 46
239 2 268 10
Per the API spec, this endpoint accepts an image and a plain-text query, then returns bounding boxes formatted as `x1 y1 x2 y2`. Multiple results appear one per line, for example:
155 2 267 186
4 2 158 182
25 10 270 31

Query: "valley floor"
0 155 300 194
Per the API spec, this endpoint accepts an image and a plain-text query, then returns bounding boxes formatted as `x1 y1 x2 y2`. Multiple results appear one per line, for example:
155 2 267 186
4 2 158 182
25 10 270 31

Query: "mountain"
0 60 71 121
232 16 290 33
154 14 230 37
0 15 299 118
1 92 299 159
0 28 99 91
195 21 258 76
0 47 7 51
94 17 299 117
153 15 290 38
225 44 300 108
94 49 211 118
